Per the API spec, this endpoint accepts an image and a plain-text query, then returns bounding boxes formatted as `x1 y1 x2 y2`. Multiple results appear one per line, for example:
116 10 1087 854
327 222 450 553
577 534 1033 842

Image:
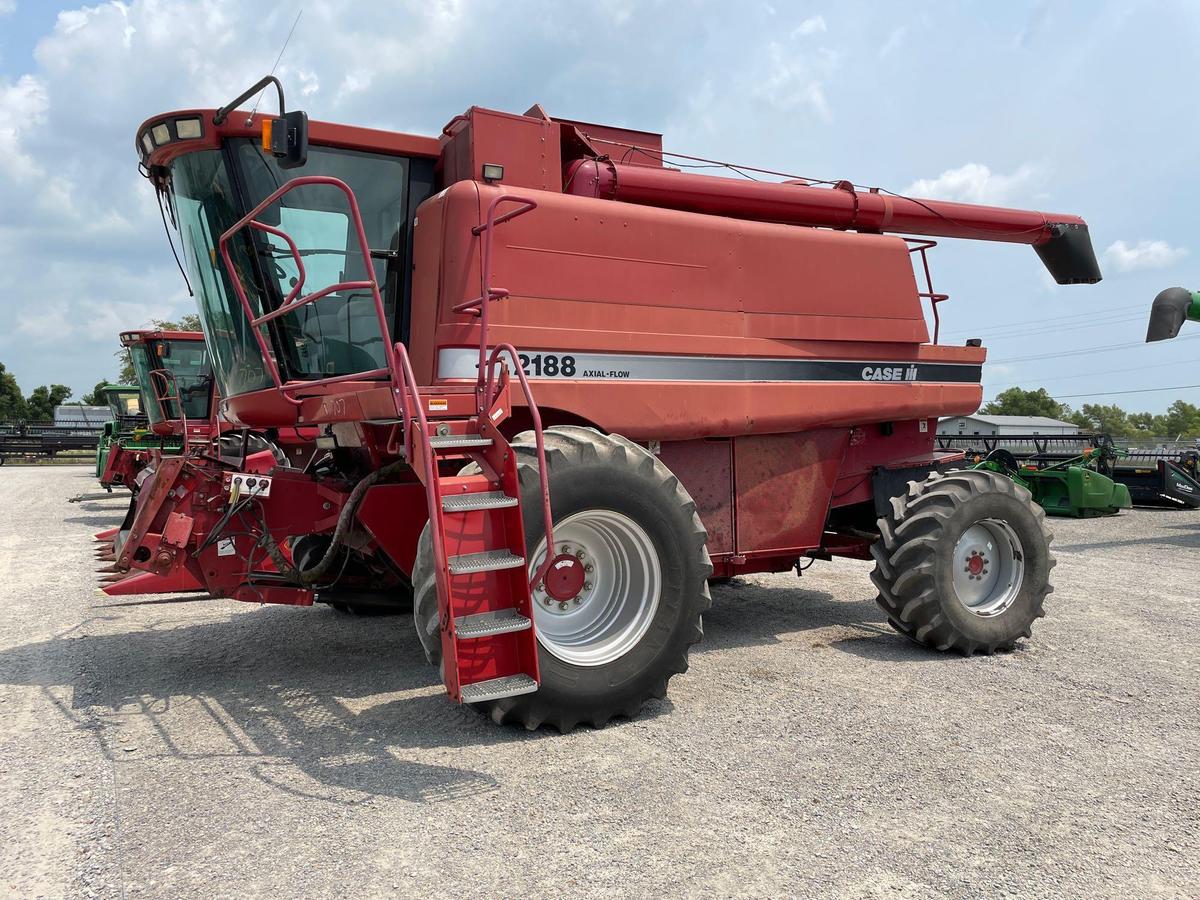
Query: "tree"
25 384 72 421
1068 403 1134 438
981 387 1071 420
1128 411 1167 434
0 363 28 421
1161 400 1200 439
80 380 114 406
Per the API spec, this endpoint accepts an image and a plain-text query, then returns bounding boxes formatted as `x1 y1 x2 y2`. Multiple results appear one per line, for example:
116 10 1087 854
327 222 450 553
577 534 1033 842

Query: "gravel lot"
1 465 1197 899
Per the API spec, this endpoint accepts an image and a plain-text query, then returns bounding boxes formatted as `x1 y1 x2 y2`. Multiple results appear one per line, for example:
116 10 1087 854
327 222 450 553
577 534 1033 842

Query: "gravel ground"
0 465 1197 899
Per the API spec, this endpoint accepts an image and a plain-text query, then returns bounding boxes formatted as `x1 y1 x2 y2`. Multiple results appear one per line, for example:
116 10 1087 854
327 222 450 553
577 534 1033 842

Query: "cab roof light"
175 117 202 140
482 163 504 183
140 133 154 155
151 123 170 146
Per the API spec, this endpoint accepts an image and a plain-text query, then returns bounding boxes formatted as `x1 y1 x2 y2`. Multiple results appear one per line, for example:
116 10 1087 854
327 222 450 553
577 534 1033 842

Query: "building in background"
937 415 1079 437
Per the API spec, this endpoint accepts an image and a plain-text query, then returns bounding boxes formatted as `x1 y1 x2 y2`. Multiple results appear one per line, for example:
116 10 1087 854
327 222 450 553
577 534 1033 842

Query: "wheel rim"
528 509 661 667
951 518 1025 617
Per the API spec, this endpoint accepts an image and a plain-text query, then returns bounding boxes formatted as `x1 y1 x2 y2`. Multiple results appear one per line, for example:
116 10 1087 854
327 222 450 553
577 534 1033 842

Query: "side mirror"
265 110 308 169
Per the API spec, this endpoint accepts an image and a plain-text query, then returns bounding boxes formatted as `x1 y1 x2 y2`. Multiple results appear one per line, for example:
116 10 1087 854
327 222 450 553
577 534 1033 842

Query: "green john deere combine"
971 445 1132 518
94 383 155 478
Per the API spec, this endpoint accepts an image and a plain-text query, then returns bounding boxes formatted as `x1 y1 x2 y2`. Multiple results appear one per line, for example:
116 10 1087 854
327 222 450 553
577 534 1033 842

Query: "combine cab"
127 77 1103 729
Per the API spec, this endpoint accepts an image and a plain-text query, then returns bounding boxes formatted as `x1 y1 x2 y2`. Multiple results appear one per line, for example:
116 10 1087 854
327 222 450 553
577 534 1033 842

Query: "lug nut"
572 597 582 605
543 598 552 606
576 550 585 560
558 601 568 611
585 564 594 573
584 581 593 591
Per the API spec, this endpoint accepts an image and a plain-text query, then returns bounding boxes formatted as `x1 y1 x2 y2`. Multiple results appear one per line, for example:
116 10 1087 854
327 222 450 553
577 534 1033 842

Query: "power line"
941 302 1146 336
986 359 1186 389
953 312 1145 342
995 383 1200 401
989 333 1200 364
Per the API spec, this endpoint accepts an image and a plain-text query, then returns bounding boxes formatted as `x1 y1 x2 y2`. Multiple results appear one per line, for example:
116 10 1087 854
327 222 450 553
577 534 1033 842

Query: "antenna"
247 9 304 124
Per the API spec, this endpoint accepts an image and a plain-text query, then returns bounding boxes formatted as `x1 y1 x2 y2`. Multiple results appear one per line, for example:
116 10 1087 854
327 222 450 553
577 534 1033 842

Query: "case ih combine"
130 77 1101 729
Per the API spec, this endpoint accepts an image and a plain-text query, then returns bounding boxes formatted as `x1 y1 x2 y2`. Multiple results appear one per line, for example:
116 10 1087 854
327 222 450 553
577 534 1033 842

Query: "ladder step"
441 491 518 513
429 434 492 450
447 549 526 575
454 608 531 639
460 673 538 704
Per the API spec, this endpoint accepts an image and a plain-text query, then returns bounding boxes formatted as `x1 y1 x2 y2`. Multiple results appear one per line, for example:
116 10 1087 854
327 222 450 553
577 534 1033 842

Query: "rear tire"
413 426 712 730
870 469 1054 654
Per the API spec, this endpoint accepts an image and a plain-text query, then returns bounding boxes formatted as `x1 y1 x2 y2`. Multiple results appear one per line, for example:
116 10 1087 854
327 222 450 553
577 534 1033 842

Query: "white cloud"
0 75 49 183
903 162 1043 205
755 42 838 120
792 15 826 37
879 25 907 57
0 0 15 16
1103 239 1189 273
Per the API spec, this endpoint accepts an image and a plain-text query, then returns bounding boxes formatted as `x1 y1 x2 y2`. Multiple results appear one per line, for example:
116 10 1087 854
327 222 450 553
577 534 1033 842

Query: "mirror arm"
213 76 286 126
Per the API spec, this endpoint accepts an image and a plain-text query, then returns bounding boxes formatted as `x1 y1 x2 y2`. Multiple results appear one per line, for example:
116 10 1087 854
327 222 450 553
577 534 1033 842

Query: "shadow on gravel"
703 580 901 651
1056 529 1200 553
0 607 566 805
62 514 127 527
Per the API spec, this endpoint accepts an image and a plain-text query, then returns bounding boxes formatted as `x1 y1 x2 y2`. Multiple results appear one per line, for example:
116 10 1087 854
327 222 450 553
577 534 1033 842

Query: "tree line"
983 387 1200 439
0 316 202 423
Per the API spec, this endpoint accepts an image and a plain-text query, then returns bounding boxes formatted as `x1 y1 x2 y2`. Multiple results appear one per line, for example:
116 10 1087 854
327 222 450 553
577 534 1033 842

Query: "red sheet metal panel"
658 439 734 555
733 430 849 555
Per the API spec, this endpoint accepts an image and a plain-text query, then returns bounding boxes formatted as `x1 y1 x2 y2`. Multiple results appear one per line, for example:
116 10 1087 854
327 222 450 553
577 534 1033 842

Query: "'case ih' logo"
861 365 918 382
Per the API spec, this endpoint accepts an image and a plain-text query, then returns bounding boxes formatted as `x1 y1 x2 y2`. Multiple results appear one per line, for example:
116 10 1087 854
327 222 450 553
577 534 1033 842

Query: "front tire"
870 469 1054 654
414 426 712 730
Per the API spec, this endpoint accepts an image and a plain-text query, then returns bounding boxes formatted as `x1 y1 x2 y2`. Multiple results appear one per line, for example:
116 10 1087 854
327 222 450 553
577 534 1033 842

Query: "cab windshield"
106 390 143 421
129 340 213 424
167 139 426 398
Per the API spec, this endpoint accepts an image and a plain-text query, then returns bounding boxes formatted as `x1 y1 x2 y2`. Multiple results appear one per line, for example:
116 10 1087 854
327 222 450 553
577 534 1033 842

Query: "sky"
0 0 1197 413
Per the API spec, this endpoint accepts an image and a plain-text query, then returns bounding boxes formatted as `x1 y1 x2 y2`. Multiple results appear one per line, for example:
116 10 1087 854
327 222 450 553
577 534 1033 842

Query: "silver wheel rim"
529 509 661 667
951 518 1025 617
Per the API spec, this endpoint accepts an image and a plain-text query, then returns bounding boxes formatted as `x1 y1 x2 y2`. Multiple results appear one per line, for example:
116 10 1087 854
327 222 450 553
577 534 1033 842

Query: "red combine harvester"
96 328 314 597
132 77 1101 729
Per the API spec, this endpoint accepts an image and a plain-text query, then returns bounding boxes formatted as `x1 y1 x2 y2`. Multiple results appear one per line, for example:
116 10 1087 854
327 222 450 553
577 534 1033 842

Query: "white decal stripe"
436 349 983 384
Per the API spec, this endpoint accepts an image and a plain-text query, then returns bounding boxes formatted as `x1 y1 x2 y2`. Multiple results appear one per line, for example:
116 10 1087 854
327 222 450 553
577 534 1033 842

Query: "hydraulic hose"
257 461 404 586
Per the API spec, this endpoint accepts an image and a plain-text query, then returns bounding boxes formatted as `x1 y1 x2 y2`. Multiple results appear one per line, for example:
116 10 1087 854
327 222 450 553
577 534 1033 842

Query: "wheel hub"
540 550 586 601
951 519 1025 617
528 512 661 667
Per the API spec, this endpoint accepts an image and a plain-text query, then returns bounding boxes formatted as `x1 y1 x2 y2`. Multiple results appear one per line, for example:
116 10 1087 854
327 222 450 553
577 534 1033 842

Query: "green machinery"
1146 287 1200 342
94 383 157 478
971 445 1132 518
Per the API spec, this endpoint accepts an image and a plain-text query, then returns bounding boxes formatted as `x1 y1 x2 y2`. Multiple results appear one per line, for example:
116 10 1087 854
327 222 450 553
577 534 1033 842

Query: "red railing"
216 175 403 408
906 239 950 344
148 368 189 438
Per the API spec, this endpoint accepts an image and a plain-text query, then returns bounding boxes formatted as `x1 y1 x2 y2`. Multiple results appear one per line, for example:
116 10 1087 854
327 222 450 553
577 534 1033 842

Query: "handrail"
148 368 189 438
483 343 558 589
217 175 403 409
905 239 949 344
457 193 538 414
390 341 450 611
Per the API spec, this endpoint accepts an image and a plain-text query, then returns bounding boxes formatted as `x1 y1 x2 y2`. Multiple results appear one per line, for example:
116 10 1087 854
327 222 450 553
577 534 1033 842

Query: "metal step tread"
442 491 518 513
460 673 539 704
454 607 532 639
448 548 526 575
429 434 492 450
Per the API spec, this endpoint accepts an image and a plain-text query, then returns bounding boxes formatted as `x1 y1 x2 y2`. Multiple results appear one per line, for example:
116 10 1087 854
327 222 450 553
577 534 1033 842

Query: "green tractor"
971 443 1132 518
94 383 158 479
1146 287 1200 342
